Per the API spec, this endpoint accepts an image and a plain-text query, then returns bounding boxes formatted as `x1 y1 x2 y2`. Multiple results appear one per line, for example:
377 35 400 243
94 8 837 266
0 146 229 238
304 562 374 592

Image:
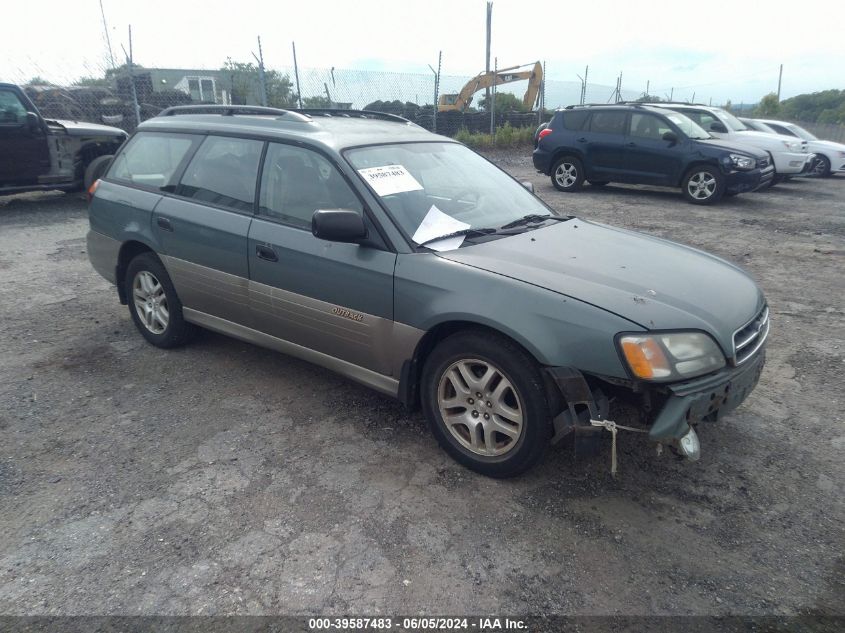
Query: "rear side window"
768 123 796 137
561 110 590 130
589 111 627 134
108 132 197 191
259 143 362 229
177 135 264 212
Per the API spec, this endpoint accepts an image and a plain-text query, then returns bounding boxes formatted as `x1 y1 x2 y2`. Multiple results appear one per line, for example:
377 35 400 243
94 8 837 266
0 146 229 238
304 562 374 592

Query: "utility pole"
292 42 302 109
121 26 141 127
485 2 493 108
777 64 783 101
645 80 650 99
252 36 267 107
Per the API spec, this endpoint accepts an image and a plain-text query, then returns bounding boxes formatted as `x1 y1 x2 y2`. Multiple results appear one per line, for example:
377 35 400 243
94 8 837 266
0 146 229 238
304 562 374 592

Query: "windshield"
720 110 749 132
346 142 560 248
663 111 710 139
788 124 817 141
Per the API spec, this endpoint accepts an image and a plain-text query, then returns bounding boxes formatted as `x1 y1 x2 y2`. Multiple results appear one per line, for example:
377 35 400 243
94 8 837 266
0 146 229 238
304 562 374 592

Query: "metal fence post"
253 36 268 107
292 42 303 108
490 57 496 135
435 51 441 134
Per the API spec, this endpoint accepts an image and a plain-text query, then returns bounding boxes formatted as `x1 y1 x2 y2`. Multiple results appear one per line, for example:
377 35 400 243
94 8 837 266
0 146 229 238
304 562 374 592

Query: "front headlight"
618 332 726 382
782 140 802 152
729 153 755 170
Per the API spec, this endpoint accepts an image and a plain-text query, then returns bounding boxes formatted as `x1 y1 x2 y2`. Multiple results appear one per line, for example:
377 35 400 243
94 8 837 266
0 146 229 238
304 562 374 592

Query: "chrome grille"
733 306 770 365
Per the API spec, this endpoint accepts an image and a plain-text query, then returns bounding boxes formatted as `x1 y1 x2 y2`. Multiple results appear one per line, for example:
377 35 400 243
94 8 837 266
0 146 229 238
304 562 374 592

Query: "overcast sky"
3 0 843 104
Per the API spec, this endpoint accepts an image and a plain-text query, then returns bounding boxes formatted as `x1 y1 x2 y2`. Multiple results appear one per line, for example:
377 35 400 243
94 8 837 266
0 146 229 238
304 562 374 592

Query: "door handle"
256 245 278 262
576 137 587 143
156 217 173 232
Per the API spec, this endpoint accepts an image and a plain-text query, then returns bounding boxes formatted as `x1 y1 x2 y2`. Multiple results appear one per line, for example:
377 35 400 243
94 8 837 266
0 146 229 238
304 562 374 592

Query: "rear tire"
421 330 551 478
681 166 725 205
125 252 195 348
550 156 585 192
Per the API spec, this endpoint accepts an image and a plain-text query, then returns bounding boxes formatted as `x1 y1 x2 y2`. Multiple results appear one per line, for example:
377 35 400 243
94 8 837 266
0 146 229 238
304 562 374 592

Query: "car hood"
438 219 765 355
734 129 806 148
46 118 127 138
809 139 845 153
695 137 768 159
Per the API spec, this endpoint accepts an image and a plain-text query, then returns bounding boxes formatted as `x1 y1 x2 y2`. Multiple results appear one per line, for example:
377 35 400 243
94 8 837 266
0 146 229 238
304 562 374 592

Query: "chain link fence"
3 58 648 138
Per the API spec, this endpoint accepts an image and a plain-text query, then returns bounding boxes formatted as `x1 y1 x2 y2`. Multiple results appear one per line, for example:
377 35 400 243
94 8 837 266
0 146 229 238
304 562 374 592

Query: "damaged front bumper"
545 348 766 456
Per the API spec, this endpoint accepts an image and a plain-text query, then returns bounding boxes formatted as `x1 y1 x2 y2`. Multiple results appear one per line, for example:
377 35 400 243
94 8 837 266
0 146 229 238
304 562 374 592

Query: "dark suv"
533 104 774 204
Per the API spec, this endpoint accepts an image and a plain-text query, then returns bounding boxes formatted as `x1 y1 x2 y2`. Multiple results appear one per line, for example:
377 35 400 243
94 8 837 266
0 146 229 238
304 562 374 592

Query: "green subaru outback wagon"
87 105 769 477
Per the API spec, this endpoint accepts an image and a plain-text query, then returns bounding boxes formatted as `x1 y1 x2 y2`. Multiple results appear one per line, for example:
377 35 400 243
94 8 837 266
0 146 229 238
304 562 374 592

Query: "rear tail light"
538 128 553 141
87 179 100 203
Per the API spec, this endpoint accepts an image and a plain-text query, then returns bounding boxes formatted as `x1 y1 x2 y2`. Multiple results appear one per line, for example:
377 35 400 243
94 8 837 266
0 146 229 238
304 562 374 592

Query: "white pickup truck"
648 103 813 183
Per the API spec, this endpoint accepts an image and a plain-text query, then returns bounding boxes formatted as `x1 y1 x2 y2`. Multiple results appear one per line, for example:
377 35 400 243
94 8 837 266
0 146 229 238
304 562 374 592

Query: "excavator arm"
439 62 542 112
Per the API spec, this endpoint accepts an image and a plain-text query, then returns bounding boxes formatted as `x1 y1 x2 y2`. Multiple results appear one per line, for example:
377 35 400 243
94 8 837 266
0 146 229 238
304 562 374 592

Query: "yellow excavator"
438 61 543 112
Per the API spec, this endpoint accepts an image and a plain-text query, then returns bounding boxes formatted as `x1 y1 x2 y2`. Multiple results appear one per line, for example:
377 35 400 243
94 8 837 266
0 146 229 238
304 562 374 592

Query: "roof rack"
157 104 306 118
294 108 411 123
563 102 645 109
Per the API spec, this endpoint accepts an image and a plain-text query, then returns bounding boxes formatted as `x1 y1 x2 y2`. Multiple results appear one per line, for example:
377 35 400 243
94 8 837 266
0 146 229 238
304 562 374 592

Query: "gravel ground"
0 157 842 618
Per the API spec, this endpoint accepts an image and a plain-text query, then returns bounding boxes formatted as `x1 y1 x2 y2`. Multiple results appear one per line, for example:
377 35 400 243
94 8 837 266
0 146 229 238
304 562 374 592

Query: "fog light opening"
676 426 701 461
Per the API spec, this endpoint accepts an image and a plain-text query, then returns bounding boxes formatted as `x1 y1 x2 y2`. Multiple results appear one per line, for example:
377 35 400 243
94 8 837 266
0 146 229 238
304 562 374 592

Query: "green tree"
635 94 663 103
302 95 332 108
477 92 528 112
221 58 297 108
723 99 732 112
26 76 51 85
73 75 112 88
753 92 782 117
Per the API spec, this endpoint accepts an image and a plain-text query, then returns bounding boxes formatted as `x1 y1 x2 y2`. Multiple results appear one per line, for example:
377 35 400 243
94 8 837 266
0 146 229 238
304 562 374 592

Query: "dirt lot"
0 158 842 618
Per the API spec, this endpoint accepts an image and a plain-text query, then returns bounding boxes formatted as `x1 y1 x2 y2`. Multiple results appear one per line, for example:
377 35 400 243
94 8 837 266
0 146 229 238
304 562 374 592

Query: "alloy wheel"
132 271 169 334
554 162 578 188
687 171 717 200
437 358 524 457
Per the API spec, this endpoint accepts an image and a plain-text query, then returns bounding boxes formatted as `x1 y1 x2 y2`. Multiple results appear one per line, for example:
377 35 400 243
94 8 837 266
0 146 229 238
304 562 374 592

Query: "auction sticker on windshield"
357 165 423 196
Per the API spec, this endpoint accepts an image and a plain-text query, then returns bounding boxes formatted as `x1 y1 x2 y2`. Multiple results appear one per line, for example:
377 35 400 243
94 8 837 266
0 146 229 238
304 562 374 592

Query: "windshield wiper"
417 227 498 248
499 214 569 230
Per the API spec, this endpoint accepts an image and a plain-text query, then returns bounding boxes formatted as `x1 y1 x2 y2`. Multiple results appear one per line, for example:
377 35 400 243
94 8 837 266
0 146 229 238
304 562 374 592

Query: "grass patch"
454 122 535 149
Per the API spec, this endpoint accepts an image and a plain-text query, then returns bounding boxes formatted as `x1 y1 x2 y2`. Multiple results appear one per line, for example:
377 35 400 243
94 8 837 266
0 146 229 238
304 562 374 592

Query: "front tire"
682 166 725 205
125 252 195 348
550 156 585 192
421 330 551 478
808 154 831 178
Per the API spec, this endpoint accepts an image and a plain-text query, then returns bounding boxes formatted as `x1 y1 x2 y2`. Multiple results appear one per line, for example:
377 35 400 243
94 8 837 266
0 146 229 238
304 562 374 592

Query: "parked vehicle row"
740 117 845 178
86 105 769 477
532 102 836 205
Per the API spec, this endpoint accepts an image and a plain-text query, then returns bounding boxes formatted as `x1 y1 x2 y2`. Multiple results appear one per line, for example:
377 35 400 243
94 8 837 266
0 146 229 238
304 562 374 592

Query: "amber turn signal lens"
621 337 670 379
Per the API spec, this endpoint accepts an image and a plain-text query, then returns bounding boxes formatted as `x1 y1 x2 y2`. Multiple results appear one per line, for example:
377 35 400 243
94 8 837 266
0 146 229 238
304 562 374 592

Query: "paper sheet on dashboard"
411 205 470 252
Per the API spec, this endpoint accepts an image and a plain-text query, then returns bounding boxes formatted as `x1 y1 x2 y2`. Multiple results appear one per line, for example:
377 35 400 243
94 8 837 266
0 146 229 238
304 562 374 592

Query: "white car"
744 118 845 178
649 104 814 183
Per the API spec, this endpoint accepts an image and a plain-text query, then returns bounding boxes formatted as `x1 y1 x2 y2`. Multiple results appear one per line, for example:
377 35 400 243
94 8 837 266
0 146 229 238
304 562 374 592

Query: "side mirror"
312 209 368 243
709 121 728 134
26 111 41 132
662 131 678 144
521 181 535 193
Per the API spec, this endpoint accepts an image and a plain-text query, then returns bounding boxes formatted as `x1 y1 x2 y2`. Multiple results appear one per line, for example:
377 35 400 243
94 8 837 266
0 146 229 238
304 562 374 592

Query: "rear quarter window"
108 132 198 191
561 110 590 131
